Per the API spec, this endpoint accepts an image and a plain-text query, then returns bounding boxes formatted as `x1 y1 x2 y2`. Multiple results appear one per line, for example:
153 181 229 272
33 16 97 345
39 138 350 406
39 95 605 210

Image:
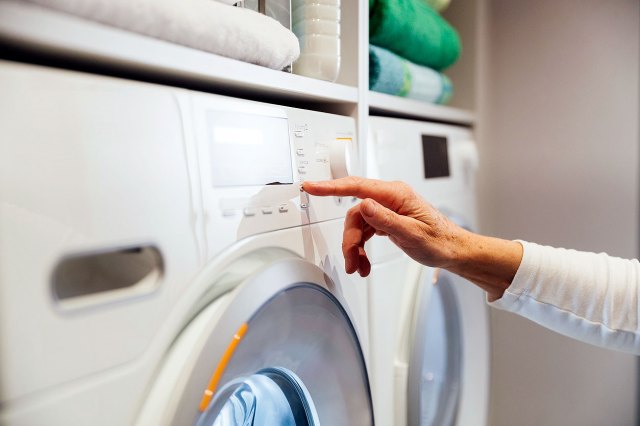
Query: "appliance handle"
51 245 163 310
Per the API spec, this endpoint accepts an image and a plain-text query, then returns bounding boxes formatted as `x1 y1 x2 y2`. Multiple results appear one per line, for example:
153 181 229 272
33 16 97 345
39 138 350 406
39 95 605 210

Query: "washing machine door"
407 268 463 426
138 257 373 426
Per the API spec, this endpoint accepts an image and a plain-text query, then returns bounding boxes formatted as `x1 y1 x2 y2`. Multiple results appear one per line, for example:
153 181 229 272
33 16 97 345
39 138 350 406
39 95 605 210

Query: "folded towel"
370 0 460 71
369 45 452 104
27 0 300 70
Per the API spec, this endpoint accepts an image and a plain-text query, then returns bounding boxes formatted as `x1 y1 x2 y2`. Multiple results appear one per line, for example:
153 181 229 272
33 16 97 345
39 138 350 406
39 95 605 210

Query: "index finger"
303 177 406 209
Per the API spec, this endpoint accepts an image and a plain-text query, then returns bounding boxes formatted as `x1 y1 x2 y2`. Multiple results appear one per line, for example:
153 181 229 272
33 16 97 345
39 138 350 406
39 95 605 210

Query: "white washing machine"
365 116 490 426
0 61 373 425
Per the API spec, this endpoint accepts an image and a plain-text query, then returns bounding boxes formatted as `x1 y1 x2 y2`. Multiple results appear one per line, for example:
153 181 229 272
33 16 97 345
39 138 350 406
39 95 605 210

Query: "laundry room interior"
1 0 639 425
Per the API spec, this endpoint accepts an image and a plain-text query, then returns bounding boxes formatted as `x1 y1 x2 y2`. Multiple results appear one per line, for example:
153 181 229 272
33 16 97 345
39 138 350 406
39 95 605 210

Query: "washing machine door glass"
196 283 372 426
409 270 463 426
139 258 373 426
198 367 317 426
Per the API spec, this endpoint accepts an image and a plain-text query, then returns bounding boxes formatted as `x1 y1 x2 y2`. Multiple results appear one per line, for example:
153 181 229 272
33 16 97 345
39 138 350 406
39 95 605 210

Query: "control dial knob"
329 138 356 179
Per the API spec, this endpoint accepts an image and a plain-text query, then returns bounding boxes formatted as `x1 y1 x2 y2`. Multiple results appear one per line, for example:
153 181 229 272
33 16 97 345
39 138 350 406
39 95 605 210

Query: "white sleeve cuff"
488 239 539 312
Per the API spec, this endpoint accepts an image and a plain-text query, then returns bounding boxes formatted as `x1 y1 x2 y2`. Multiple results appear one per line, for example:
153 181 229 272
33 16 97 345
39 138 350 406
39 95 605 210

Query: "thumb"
360 198 416 240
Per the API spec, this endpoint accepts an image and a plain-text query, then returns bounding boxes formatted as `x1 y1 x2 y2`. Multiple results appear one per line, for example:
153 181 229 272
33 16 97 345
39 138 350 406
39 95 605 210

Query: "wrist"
437 226 475 270
443 232 523 301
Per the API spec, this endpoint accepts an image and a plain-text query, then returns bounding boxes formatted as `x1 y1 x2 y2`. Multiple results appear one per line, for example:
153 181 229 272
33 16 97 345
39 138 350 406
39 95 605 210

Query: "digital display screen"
207 111 293 187
422 135 450 179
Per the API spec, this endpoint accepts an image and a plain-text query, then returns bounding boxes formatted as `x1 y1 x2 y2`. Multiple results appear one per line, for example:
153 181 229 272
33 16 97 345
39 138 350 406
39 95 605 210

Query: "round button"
329 138 356 179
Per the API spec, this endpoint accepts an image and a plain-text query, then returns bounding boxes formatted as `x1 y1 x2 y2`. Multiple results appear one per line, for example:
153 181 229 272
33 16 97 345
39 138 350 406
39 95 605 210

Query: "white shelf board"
368 91 476 125
0 1 358 104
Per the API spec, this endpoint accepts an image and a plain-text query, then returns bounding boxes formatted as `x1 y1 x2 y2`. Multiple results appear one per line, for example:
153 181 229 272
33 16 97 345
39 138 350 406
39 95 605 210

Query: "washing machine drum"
200 366 316 426
199 284 368 426
140 259 373 426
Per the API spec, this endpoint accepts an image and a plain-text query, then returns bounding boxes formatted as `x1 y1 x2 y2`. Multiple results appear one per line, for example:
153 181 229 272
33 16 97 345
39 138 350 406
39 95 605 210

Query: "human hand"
302 177 466 277
303 177 523 301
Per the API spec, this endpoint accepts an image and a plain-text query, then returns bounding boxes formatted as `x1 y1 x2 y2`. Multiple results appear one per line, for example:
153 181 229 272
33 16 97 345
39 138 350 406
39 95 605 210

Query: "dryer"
366 116 489 426
0 61 372 425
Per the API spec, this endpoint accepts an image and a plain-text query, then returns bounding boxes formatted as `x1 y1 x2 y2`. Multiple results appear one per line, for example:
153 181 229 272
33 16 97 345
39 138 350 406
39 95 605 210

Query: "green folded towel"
370 0 461 71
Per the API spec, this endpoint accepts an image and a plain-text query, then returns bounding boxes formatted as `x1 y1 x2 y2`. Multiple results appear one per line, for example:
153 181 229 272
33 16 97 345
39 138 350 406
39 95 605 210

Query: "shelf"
0 1 358 105
368 91 476 126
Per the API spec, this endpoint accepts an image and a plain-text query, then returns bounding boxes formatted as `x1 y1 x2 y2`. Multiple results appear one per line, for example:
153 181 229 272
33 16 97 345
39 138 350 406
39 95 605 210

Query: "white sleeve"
489 240 640 354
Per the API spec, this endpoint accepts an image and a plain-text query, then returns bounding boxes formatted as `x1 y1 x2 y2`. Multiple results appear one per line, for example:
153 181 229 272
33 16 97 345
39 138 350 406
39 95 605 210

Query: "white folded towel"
26 0 300 70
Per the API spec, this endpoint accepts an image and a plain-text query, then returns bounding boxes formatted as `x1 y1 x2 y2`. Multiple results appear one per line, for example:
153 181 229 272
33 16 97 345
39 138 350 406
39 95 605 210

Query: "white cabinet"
0 0 480 128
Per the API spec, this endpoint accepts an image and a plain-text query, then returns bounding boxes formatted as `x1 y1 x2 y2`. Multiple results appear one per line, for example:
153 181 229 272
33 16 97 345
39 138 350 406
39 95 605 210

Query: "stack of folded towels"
369 0 459 104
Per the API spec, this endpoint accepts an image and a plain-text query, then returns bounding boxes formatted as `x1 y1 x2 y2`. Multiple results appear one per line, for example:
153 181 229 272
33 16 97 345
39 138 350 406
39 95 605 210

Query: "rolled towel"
370 0 460 71
26 0 300 70
369 45 452 104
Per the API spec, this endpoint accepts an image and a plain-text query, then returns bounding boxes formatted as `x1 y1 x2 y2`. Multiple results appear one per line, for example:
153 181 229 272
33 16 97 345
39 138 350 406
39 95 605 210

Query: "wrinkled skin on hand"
303 177 466 277
303 177 522 302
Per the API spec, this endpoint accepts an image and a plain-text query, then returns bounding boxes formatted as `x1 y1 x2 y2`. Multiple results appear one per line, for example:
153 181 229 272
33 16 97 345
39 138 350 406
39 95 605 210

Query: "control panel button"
298 166 307 174
243 208 256 217
278 205 289 213
294 130 304 138
222 209 236 217
296 149 305 156
261 207 273 215
329 137 355 179
300 203 309 209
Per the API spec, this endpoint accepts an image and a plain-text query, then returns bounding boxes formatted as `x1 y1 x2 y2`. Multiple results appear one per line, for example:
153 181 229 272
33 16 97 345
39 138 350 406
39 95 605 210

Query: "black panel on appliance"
422 135 450 179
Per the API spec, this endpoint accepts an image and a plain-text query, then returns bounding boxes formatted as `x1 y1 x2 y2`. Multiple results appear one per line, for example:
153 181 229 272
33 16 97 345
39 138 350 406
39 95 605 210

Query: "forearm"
444 230 524 302
489 241 640 354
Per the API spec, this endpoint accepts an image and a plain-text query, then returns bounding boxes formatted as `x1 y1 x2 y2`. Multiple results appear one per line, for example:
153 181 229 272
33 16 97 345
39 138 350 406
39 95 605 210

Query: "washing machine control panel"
191 93 359 258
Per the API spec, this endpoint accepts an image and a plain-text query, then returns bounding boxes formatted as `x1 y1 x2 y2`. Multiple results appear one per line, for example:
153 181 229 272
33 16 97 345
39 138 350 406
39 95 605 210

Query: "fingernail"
362 199 376 217
301 181 315 191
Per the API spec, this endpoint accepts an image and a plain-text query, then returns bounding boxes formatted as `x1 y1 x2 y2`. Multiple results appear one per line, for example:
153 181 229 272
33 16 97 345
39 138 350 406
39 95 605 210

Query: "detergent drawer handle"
51 245 163 310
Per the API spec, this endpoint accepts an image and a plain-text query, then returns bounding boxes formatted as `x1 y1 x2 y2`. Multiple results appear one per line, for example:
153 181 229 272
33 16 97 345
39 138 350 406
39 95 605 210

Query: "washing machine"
365 116 490 426
0 60 373 425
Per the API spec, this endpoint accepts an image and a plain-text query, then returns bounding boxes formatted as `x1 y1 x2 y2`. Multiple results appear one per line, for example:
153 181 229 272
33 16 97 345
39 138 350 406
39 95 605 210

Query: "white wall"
478 1 640 425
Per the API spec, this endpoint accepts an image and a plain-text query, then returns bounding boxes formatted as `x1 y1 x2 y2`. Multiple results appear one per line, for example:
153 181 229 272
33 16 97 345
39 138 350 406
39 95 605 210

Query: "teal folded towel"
370 0 461 71
369 45 452 104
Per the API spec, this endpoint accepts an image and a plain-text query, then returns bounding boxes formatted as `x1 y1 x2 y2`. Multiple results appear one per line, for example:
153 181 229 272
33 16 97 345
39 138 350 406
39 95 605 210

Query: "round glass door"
199 367 318 426
408 269 463 426
137 258 373 426
195 284 372 426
